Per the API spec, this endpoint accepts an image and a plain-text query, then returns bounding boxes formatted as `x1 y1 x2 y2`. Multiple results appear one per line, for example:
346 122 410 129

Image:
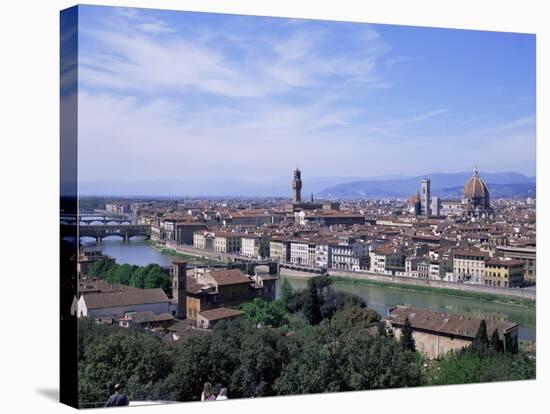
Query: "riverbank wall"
160 244 536 301
280 268 536 301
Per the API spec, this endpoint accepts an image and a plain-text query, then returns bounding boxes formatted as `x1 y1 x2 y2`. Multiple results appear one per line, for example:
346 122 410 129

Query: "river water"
82 238 536 341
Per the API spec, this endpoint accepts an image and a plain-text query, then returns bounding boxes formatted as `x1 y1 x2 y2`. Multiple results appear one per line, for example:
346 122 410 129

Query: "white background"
0 0 547 413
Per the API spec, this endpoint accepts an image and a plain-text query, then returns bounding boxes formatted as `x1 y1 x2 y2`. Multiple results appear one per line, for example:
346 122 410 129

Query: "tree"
241 298 288 328
303 279 322 325
489 330 503 353
320 289 366 319
143 264 171 293
273 321 423 395
332 306 380 332
377 321 387 337
400 317 416 352
89 257 115 278
258 238 270 259
129 266 146 289
427 348 535 385
472 319 490 355
279 279 294 309
230 328 290 397
79 329 174 407
504 332 519 355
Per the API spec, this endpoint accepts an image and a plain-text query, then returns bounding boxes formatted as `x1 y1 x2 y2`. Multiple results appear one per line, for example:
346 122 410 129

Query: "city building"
420 178 431 216
197 308 245 329
461 167 494 218
388 306 519 359
193 230 215 250
452 249 490 284
369 244 406 274
292 167 302 204
289 238 315 267
496 245 536 281
214 231 242 254
76 288 171 319
269 237 290 262
185 268 276 318
330 237 369 271
484 258 525 288
241 234 261 258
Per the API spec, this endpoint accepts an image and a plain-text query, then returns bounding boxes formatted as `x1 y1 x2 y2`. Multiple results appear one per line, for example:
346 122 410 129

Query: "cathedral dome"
462 167 489 199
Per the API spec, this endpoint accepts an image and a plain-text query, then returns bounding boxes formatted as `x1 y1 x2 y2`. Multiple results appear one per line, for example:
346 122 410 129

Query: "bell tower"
171 261 187 319
421 178 431 216
292 167 302 204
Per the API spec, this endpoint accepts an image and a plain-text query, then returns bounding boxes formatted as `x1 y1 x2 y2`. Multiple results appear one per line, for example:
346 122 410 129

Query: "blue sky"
76 5 536 185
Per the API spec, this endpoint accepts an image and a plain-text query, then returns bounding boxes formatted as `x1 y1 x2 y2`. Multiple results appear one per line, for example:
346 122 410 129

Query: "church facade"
409 167 494 219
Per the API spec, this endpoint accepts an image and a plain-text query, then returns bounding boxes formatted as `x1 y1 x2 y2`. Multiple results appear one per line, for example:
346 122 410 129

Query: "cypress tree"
489 329 503 353
377 321 387 337
400 317 416 352
471 319 490 355
303 279 322 325
474 320 489 346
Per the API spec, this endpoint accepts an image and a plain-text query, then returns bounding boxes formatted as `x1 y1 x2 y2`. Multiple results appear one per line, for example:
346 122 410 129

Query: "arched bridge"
231 257 279 275
61 223 151 243
60 214 133 226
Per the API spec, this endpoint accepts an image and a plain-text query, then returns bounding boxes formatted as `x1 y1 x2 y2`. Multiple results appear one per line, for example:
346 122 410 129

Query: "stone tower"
421 178 431 216
171 261 187 319
292 168 302 203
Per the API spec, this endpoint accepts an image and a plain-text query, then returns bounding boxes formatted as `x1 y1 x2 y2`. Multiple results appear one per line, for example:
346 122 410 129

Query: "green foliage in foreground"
78 311 422 406
400 317 416 352
78 319 174 407
89 258 171 294
241 298 288 328
427 348 535 385
77 275 535 406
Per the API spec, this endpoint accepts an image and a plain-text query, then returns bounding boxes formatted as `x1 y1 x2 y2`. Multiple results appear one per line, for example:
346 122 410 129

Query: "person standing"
201 382 216 401
105 383 129 407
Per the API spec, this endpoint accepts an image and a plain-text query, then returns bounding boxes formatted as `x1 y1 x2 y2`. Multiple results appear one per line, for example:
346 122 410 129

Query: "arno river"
82 237 536 341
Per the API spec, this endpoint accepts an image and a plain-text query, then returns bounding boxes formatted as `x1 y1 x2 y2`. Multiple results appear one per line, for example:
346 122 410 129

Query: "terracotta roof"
372 244 402 255
125 311 174 323
209 269 251 286
83 288 169 310
185 276 206 294
389 306 517 339
485 258 526 267
463 168 490 199
199 307 245 321
453 249 489 259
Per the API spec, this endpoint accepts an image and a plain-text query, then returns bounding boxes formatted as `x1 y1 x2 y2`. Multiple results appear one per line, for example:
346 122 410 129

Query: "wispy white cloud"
79 9 390 98
75 6 536 181
136 20 175 34
401 108 451 123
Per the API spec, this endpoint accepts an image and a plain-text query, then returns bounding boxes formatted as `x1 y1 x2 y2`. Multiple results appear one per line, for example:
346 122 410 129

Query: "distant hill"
317 172 536 199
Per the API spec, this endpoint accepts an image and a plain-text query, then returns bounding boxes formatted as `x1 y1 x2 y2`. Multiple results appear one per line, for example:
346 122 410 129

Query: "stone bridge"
60 214 133 226
232 257 279 275
61 223 151 243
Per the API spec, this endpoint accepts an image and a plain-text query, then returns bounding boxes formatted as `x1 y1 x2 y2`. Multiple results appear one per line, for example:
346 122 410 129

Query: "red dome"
462 168 489 199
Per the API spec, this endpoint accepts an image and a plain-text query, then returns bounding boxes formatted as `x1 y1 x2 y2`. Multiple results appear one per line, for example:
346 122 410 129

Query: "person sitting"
216 387 228 401
105 383 129 407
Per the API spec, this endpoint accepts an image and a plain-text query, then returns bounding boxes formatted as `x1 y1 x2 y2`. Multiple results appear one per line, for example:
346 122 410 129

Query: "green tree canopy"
241 298 288 328
303 279 322 325
400 317 416 352
79 328 174 407
428 348 535 385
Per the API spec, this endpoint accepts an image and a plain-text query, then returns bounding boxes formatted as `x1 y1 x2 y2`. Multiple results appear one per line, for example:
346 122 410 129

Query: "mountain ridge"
317 172 536 199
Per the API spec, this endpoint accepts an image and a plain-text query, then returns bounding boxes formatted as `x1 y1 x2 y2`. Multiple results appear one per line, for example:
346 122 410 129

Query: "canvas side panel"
60 5 79 409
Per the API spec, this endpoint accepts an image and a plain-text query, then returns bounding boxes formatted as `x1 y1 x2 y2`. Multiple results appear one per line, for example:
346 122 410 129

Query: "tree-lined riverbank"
85 240 536 341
